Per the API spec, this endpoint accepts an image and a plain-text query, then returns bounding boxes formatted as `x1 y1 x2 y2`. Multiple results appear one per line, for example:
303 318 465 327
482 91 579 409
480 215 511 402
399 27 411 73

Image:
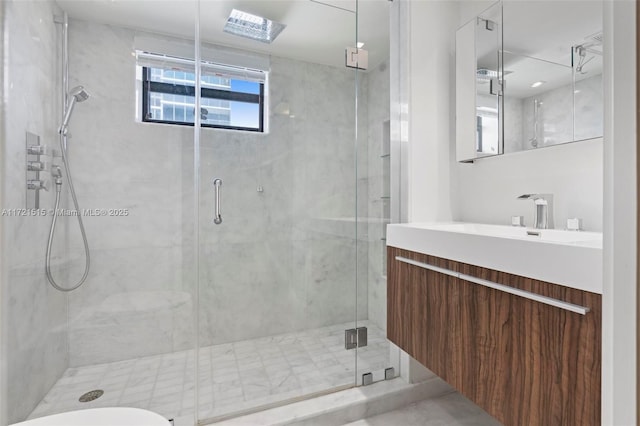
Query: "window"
141 61 265 132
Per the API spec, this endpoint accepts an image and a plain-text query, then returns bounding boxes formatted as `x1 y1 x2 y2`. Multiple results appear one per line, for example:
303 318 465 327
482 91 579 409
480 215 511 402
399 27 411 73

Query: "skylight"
223 9 286 44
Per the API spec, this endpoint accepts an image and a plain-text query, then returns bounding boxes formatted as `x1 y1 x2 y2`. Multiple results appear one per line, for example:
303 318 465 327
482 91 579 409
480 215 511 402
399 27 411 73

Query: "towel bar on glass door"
213 178 222 225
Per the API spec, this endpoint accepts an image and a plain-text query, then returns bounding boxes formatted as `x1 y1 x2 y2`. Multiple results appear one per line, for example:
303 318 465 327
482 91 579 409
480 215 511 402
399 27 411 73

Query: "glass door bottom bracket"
361 367 396 386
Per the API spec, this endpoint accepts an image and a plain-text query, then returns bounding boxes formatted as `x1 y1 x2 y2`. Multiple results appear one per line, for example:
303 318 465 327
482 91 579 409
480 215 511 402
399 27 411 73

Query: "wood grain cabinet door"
387 247 601 426
387 248 465 389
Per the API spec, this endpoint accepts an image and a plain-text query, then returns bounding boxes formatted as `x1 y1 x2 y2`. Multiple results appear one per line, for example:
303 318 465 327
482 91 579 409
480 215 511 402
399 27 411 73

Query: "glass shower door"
354 0 401 387
195 1 360 422
2 1 199 424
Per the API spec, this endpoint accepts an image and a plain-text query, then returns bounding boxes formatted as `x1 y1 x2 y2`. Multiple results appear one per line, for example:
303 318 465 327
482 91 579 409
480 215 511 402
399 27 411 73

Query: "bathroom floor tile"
28 320 390 422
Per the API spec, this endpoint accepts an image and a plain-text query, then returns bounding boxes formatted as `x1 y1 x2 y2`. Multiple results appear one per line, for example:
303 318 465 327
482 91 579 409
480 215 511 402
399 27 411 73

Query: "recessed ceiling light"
531 81 546 88
357 42 365 48
224 9 286 44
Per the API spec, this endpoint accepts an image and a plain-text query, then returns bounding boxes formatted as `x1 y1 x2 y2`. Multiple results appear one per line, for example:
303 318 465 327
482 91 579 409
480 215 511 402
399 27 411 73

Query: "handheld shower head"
59 86 89 134
70 85 89 103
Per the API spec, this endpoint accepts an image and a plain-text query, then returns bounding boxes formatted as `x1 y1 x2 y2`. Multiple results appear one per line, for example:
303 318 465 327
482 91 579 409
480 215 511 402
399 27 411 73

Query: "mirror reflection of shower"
529 98 540 148
45 86 91 292
574 32 603 75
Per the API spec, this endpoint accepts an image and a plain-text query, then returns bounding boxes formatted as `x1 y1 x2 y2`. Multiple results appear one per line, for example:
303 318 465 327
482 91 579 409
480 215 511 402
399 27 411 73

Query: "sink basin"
409 222 602 246
386 222 603 293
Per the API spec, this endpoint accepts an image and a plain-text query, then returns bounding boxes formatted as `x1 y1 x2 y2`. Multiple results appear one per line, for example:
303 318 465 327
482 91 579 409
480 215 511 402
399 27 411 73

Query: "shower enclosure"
0 0 394 424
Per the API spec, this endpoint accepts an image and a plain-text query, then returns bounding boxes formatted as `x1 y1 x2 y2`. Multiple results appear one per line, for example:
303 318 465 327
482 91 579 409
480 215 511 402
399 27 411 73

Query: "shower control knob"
27 161 49 172
27 179 50 191
27 145 48 155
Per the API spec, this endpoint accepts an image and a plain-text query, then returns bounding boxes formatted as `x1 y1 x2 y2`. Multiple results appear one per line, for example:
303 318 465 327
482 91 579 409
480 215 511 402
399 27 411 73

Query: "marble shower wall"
505 73 603 152
197 56 370 346
63 19 371 359
65 20 194 367
365 61 391 331
573 73 604 141
3 1 69 422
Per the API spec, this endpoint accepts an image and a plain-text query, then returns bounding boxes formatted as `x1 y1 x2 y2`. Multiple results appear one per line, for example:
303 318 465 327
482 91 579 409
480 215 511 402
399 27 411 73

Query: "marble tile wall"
505 73 603 152
2 1 69 423
521 82 574 149
365 61 390 332
64 19 371 362
574 73 604 141
503 96 524 154
65 19 195 366
196 55 370 346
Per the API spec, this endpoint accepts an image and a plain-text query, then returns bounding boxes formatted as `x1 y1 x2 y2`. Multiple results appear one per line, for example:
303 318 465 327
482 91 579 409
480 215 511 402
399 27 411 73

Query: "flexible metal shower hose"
45 132 90 292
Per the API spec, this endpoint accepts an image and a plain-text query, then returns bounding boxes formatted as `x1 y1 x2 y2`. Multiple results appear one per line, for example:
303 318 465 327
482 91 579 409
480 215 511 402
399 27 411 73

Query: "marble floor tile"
28 320 390 422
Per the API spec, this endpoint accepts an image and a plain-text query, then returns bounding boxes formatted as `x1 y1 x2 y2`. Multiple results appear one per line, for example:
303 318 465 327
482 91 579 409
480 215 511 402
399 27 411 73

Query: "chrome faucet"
518 194 554 229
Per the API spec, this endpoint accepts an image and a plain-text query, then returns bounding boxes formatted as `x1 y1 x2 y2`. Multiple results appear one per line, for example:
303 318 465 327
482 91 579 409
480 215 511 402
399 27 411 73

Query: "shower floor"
28 320 390 422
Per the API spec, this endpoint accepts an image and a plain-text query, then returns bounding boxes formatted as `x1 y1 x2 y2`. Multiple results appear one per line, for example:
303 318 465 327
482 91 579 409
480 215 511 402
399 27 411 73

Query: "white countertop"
387 222 603 294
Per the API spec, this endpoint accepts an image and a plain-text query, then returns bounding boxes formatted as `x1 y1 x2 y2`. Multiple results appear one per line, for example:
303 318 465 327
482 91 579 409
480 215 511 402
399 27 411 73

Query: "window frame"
141 67 265 133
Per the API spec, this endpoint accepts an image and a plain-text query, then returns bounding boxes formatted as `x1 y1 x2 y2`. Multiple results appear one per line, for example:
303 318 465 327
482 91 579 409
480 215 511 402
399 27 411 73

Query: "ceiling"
55 0 390 70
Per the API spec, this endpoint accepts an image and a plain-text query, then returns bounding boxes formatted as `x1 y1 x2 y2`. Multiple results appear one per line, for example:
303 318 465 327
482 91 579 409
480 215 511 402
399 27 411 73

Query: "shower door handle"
213 178 222 225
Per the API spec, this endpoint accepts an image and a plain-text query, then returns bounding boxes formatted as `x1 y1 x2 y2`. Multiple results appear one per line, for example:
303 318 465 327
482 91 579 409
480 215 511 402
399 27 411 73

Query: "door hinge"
345 326 368 350
490 78 503 96
345 47 369 70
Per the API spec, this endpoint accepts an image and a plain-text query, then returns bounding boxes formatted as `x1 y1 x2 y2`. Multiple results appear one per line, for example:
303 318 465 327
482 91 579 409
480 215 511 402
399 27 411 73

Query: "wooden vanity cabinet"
387 247 601 426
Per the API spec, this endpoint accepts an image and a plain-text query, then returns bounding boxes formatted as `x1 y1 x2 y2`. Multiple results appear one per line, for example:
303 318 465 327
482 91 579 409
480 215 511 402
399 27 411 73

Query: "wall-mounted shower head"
59 85 89 134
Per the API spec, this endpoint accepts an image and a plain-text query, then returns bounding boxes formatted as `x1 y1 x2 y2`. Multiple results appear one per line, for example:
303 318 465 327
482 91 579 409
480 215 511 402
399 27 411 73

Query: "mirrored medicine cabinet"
455 1 603 163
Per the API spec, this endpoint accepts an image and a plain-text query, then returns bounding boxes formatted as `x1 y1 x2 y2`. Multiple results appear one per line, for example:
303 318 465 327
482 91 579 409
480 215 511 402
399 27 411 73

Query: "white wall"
602 1 637 424
452 1 604 232
403 0 604 231
0 2 7 425
398 1 635 424
391 0 460 384
452 138 603 231
406 0 457 223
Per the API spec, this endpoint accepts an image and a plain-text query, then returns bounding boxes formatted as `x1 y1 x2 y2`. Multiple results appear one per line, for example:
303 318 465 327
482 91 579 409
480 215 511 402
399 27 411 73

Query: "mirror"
502 1 603 153
456 1 603 162
456 2 502 162
475 3 503 158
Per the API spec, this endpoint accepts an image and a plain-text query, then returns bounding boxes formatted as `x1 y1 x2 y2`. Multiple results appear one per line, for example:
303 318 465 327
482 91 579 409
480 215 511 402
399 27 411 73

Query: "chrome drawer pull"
395 256 590 315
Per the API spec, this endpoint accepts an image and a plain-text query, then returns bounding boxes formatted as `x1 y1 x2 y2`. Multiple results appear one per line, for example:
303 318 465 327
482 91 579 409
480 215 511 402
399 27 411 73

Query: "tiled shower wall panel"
366 60 390 332
65 19 370 364
3 1 69 422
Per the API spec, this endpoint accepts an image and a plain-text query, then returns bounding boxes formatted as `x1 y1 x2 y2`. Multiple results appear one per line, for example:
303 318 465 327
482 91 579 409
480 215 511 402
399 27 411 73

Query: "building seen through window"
142 64 264 132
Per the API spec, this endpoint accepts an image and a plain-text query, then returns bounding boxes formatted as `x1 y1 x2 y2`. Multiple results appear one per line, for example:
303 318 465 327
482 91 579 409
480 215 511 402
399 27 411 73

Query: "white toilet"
10 407 169 426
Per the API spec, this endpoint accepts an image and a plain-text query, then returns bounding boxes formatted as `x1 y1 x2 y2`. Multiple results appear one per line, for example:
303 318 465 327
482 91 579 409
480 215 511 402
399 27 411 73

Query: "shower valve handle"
27 145 48 155
27 161 49 172
27 179 50 192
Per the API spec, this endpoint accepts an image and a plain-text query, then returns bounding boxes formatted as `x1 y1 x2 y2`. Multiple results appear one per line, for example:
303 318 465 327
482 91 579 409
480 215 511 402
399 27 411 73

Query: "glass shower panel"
196 1 359 422
354 0 400 386
2 1 198 424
